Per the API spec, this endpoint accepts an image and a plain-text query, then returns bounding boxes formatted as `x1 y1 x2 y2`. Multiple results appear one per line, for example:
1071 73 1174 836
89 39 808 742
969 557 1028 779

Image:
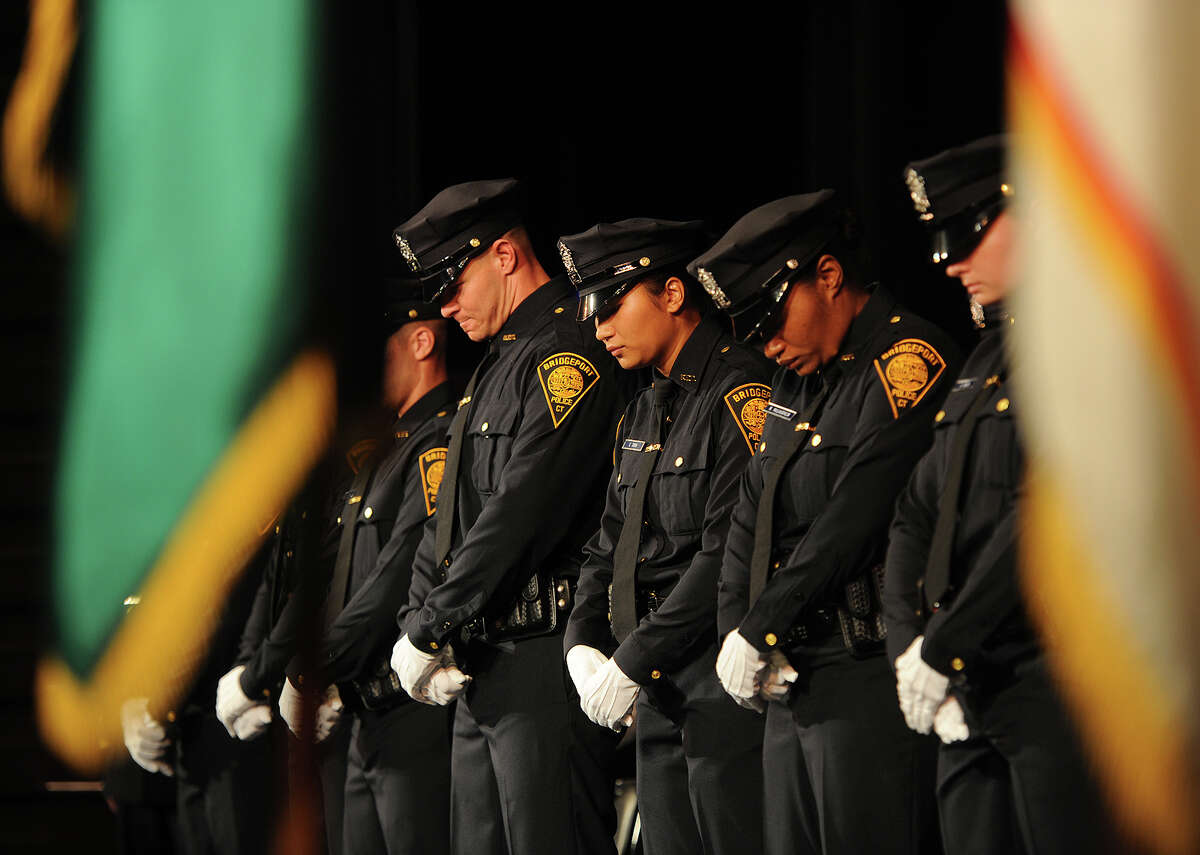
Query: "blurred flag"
35 1 335 771
1010 3 1200 851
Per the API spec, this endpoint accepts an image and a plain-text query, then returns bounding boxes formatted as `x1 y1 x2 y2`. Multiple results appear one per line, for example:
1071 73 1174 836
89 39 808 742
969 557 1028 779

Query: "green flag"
37 0 334 771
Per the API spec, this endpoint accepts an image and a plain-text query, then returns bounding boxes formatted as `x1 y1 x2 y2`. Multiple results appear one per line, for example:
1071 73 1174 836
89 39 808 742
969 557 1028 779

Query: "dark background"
2 1 1006 849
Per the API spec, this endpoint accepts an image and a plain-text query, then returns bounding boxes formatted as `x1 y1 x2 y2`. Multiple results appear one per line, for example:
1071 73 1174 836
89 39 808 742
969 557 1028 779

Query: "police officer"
302 280 456 855
217 416 389 855
698 191 958 855
389 179 635 855
884 136 1107 854
560 219 772 855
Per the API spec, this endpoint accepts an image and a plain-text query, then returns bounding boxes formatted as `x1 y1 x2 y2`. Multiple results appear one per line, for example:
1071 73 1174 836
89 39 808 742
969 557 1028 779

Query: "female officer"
560 218 772 855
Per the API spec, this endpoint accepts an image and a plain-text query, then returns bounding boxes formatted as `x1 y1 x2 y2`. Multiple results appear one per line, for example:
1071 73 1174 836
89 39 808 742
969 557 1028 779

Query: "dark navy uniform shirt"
315 381 456 688
401 277 637 653
565 316 774 684
884 305 1036 680
719 285 962 654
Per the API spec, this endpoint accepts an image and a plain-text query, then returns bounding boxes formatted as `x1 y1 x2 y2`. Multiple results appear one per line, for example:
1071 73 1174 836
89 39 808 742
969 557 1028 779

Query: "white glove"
566 645 608 697
390 634 444 700
216 665 257 737
120 698 174 776
933 696 970 744
422 663 471 706
278 677 304 737
579 658 640 731
759 651 799 703
313 685 344 743
232 704 273 741
895 635 949 734
716 629 767 703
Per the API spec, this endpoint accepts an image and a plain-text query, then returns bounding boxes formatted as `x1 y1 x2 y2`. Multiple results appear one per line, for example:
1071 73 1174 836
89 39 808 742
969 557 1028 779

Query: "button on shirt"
566 317 773 684
883 305 1035 678
719 285 962 653
400 277 637 652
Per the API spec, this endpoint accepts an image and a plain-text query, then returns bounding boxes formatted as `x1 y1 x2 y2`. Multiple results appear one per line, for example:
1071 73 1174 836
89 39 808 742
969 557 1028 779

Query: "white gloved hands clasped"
933 695 970 744
759 650 799 703
313 684 344 743
716 629 768 709
390 634 470 706
579 657 639 731
216 665 272 741
566 645 609 697
121 697 174 777
895 635 950 734
278 677 304 736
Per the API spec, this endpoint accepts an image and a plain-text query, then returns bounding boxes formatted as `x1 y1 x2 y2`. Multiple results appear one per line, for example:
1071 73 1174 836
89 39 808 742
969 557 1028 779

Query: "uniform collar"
814 283 897 385
392 380 456 439
491 275 574 347
663 314 726 395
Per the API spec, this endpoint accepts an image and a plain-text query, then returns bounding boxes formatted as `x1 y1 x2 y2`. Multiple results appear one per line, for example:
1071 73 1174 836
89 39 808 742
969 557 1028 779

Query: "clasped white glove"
391 634 470 705
120 698 174 776
278 677 304 737
933 696 970 744
579 657 640 731
895 635 949 734
313 685 344 743
216 665 257 737
716 629 767 704
759 651 799 703
566 645 608 697
232 704 273 741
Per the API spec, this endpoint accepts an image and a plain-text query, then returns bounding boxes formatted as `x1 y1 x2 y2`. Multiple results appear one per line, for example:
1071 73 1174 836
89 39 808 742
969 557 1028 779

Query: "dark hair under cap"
688 190 850 341
392 178 526 301
904 135 1011 264
557 218 709 322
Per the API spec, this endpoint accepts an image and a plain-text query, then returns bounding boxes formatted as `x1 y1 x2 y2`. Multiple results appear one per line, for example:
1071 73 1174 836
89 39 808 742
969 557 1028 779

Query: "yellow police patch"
724 383 772 452
537 352 600 428
346 438 379 474
418 447 448 516
873 338 947 419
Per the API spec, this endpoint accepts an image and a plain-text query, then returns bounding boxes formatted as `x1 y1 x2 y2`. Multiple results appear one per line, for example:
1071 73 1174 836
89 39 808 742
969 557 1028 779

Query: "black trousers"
938 655 1108 855
342 701 453 855
763 636 940 855
450 633 619 855
635 642 764 855
175 713 282 855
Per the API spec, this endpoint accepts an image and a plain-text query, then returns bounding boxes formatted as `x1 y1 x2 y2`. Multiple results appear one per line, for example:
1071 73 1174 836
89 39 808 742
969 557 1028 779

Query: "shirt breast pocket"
467 407 521 496
650 439 710 535
973 390 1019 489
788 412 853 519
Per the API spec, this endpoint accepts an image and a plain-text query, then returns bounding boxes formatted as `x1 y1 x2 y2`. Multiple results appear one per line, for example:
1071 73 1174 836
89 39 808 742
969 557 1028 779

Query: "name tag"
953 377 976 392
766 402 797 421
622 439 646 452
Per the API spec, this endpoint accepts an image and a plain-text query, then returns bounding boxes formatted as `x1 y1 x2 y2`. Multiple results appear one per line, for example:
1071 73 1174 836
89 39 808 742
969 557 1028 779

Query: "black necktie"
320 461 376 632
747 375 835 608
923 376 1003 611
434 353 494 569
609 377 677 642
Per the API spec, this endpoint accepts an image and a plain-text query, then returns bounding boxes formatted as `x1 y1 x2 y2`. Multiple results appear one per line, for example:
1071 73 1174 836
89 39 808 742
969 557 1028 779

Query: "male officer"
389 179 634 855
218 281 457 855
696 191 958 855
884 136 1107 854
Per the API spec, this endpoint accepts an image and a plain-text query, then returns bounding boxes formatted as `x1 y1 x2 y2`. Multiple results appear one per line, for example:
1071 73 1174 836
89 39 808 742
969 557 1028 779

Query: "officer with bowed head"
559 218 772 854
884 135 1108 854
389 178 633 855
694 190 957 855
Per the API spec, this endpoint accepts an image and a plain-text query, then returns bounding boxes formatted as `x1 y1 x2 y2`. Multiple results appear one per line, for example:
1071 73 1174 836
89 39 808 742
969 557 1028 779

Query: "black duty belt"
607 584 664 631
459 572 575 645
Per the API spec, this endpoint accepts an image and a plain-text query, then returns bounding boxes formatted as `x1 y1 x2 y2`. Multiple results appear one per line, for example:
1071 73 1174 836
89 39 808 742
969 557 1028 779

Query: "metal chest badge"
418 446 448 516
537 352 600 428
872 338 947 419
724 383 772 452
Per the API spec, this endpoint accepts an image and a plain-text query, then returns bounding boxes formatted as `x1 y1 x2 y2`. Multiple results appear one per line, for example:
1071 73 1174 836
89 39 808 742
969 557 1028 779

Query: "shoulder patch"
346 438 379 474
418 447 448 516
537 352 600 428
724 383 772 452
872 338 948 419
